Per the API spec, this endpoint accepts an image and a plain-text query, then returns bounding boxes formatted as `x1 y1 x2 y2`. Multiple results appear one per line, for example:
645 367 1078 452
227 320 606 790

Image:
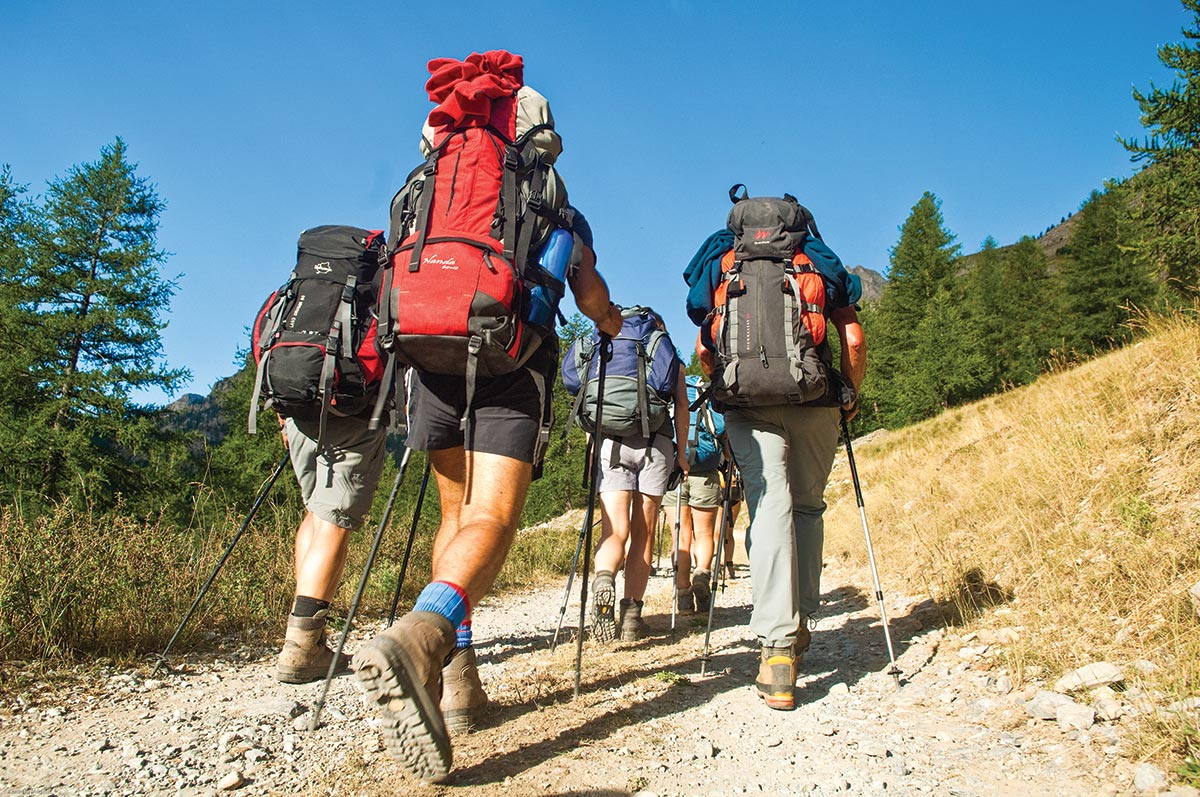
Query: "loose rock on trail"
0 556 1162 796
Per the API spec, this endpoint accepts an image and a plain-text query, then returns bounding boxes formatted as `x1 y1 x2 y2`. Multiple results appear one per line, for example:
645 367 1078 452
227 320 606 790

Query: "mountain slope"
823 311 1200 772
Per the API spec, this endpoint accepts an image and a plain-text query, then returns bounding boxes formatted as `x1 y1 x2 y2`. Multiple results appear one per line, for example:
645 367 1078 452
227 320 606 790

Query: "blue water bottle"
527 228 573 327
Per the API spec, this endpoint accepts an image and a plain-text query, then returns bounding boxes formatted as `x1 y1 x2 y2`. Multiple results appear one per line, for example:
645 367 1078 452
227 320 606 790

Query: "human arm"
673 369 690 475
566 243 623 337
830 305 866 420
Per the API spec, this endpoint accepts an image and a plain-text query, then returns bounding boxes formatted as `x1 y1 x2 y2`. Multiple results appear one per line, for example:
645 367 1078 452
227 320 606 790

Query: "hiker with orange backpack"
687 186 866 711
351 51 623 783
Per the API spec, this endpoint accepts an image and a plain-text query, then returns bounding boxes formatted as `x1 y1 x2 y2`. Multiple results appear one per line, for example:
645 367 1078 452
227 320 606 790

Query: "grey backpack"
707 185 849 408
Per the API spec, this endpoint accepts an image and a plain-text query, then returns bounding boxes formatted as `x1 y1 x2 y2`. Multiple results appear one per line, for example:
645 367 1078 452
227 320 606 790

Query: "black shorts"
406 364 553 464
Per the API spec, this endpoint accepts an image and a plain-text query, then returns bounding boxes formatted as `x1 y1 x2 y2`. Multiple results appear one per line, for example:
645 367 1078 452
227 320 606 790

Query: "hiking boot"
795 622 812 666
724 561 737 581
440 646 488 734
276 613 350 684
675 586 695 614
618 598 649 642
590 572 616 643
354 610 455 783
691 569 712 613
756 644 796 711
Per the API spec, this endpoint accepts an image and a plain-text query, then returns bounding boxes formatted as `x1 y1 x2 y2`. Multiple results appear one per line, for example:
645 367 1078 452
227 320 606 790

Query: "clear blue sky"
1 1 1191 404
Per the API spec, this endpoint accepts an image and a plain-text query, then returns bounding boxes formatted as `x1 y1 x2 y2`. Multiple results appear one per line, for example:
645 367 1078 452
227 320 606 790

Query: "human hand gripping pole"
841 421 902 687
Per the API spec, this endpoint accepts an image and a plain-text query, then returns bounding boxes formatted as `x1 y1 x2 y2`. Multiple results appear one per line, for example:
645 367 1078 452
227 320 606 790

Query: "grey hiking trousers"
725 405 840 647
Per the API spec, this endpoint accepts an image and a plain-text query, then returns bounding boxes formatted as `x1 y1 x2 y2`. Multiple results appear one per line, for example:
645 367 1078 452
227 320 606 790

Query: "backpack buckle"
467 336 483 356
527 192 545 216
504 146 521 170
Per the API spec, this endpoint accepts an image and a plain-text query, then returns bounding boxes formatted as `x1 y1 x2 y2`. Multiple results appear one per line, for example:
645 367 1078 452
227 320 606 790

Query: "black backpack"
249 225 386 443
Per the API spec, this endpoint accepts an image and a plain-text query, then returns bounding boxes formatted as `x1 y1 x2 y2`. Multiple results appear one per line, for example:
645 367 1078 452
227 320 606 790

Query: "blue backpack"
562 306 680 438
686 376 724 471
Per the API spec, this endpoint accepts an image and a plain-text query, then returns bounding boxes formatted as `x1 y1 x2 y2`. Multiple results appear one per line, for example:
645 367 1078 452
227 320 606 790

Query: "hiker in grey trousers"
722 305 866 708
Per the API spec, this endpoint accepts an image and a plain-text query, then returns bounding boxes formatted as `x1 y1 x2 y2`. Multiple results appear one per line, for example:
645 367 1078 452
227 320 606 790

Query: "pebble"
240 699 302 719
1053 662 1124 693
1132 763 1167 793
1025 690 1075 720
828 683 850 696
217 770 245 791
694 740 716 758
1055 703 1095 731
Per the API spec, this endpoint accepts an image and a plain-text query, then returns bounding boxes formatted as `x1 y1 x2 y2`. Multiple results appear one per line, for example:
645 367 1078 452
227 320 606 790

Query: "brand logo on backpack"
313 261 332 274
754 230 770 242
422 255 458 269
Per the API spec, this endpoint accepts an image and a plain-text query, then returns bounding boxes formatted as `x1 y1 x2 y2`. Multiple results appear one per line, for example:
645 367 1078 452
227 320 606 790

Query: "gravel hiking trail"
1 551 1151 796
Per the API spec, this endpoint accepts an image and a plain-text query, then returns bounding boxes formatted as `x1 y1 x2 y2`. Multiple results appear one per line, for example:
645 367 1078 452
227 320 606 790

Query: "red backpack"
372 50 573 428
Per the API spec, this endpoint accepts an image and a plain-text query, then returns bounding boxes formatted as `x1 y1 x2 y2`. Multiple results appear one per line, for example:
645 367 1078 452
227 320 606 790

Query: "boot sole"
354 635 452 783
755 685 796 711
276 654 352 685
591 583 616 643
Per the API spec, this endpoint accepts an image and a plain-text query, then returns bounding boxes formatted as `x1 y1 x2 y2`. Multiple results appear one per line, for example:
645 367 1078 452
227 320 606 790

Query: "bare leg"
595 490 633 575
691 506 719 574
674 505 695 591
294 511 351 602
427 448 532 605
624 493 664 600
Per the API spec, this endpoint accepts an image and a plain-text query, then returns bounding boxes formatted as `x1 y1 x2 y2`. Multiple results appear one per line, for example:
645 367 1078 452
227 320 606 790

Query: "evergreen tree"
1056 185 1159 355
1122 0 1200 297
960 236 1006 393
6 139 190 506
0 169 40 427
863 192 964 427
892 286 990 419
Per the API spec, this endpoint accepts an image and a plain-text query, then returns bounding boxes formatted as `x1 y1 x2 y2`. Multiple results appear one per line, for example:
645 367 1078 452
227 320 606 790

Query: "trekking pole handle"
841 421 866 509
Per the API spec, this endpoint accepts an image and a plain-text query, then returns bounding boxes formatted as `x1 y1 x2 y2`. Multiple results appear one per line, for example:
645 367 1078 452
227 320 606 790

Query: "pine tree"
1056 185 1160 355
863 192 965 427
8 140 190 505
1122 0 1200 298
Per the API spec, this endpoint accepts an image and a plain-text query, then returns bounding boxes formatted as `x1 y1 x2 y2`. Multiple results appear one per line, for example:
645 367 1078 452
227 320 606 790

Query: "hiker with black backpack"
247 225 391 684
662 374 727 614
562 306 688 642
350 51 623 783
686 186 866 712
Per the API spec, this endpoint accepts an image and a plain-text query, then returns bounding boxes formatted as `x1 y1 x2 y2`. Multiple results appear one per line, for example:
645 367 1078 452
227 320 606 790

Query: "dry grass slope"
823 310 1200 771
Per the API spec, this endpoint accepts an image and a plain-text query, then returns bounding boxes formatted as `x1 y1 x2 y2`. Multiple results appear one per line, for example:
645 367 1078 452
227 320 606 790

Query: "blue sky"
1 1 1191 404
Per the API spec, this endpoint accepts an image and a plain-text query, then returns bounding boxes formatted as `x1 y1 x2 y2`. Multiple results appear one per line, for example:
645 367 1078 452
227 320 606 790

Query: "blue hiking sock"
455 620 472 649
412 581 470 630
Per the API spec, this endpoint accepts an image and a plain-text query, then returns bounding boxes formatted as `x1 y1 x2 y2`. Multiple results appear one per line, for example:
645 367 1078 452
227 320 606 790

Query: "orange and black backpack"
698 185 855 409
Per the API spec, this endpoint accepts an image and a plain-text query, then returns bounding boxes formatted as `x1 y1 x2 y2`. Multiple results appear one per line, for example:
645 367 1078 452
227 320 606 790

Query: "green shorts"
284 414 388 530
661 470 722 509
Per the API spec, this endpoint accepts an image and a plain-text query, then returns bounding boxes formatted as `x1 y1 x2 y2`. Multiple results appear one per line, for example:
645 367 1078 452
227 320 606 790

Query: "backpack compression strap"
634 339 651 440
315 274 359 447
246 276 295 435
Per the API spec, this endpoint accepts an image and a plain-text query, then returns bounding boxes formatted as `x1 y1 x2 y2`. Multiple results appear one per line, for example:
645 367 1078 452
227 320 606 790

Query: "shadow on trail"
449 577 952 786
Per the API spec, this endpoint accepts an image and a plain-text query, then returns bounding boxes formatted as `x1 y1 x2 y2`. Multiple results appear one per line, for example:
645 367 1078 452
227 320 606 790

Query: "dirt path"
0 555 1148 796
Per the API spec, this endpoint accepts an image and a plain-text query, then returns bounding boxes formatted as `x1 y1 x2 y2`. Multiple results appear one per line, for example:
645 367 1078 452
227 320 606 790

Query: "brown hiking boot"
618 598 649 642
275 613 350 684
354 611 456 783
756 644 796 711
440 646 487 734
675 586 695 613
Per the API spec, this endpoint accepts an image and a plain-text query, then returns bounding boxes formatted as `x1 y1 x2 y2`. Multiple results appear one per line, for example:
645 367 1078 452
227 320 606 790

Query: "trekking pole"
842 421 902 687
550 507 602 653
653 508 665 573
574 333 611 700
311 446 415 730
700 457 736 676
385 459 432 627
151 453 289 677
670 482 683 639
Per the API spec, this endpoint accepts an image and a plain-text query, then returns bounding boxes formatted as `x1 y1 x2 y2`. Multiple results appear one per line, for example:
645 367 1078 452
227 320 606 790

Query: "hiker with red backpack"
350 51 623 783
687 186 866 712
562 306 688 642
247 225 391 684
